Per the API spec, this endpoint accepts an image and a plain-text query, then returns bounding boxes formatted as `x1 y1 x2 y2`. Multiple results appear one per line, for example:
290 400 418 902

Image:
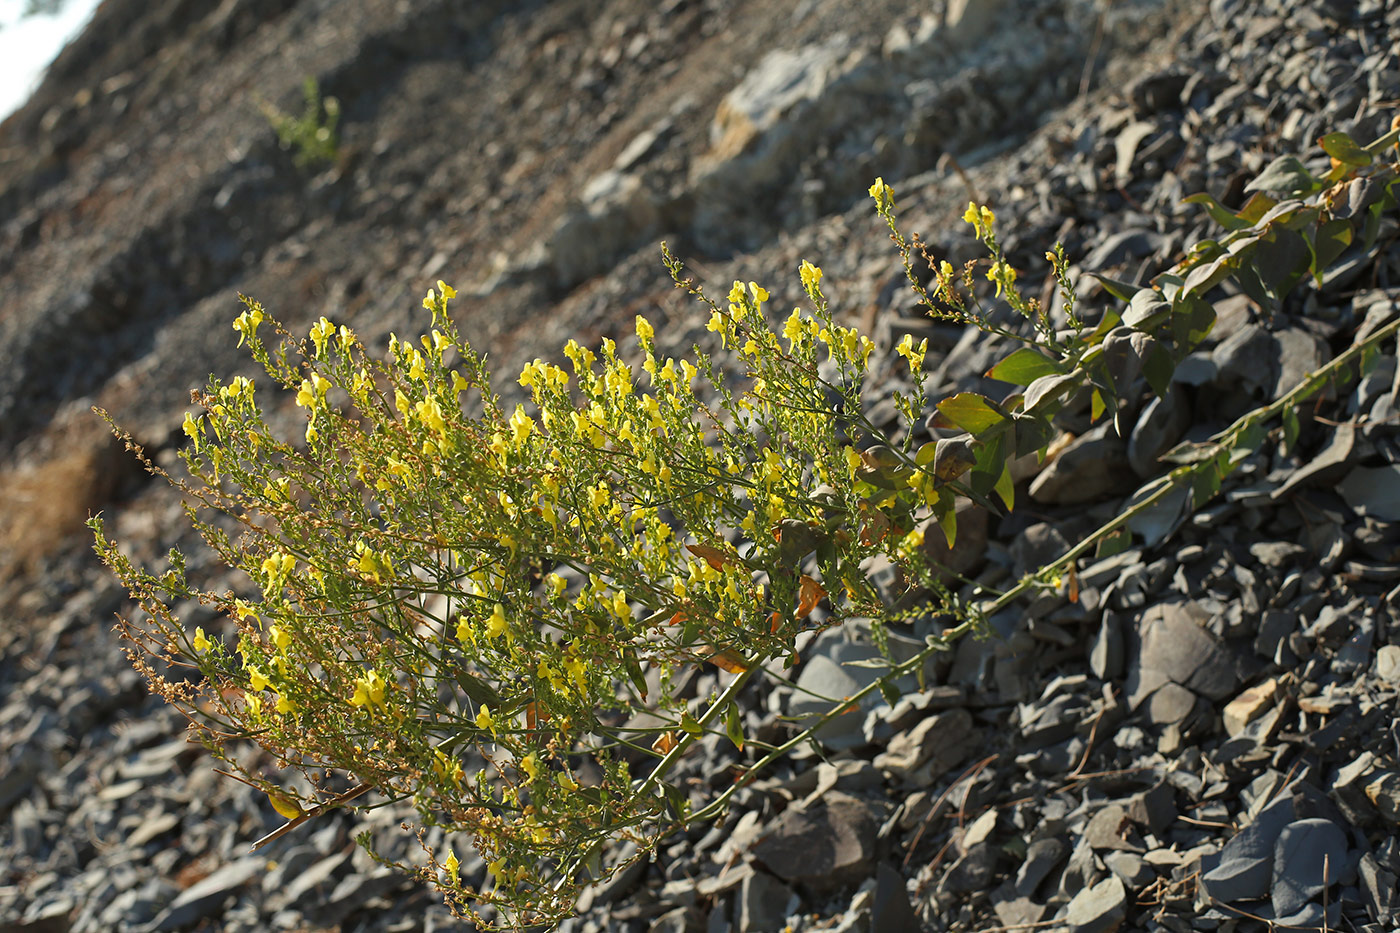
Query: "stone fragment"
1014 837 1066 897
1200 794 1294 904
1127 601 1236 708
650 906 704 933
1272 818 1348 918
1222 678 1278 737
1357 852 1397 925
872 708 976 781
1375 645 1400 683
1365 773 1400 824
1028 423 1137 505
1085 804 1139 852
1063 876 1126 933
1128 385 1191 477
942 842 997 894
738 869 797 933
1089 611 1124 679
1126 782 1176 835
750 791 878 889
150 856 264 931
870 862 918 933
1103 852 1153 890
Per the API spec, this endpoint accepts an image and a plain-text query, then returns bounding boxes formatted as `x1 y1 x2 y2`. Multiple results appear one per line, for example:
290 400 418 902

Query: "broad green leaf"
878 679 901 706
1142 341 1175 399
1304 218 1353 284
1012 413 1056 458
935 393 1010 436
986 347 1066 385
1087 273 1141 303
1235 191 1278 224
1090 388 1106 422
1023 372 1081 414
1181 254 1234 297
937 507 957 549
1319 131 1372 168
1191 464 1222 508
1245 155 1319 197
1182 192 1253 230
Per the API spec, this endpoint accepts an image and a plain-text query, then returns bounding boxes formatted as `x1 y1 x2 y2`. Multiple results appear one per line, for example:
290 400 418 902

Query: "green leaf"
1304 218 1353 284
1012 413 1055 458
986 347 1065 385
1318 131 1372 168
453 665 504 710
1282 405 1300 455
934 393 1010 436
1142 341 1175 399
937 507 957 549
1023 373 1081 414
878 678 901 706
1191 465 1222 509
994 461 1015 512
623 649 648 701
679 711 702 736
1235 191 1278 224
724 703 745 752
1090 388 1106 422
1245 155 1319 197
1087 273 1141 303
1182 192 1254 230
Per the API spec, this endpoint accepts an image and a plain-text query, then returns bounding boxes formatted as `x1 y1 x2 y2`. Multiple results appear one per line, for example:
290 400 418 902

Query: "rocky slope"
2 0 1399 931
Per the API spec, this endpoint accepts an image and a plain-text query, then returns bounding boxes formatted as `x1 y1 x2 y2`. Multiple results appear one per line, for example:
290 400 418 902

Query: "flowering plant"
93 125 1398 928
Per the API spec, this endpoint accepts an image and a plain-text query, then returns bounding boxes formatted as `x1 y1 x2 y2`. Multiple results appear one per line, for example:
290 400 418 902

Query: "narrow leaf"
724 704 745 752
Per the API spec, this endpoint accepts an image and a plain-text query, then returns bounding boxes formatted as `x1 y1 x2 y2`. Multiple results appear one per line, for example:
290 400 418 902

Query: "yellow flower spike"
193 627 212 652
444 849 460 879
799 260 822 291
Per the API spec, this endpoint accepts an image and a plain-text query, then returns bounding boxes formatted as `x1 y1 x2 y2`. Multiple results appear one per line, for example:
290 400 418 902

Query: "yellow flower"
455 615 474 644
309 317 335 357
556 771 579 792
520 753 540 782
476 706 495 735
485 603 508 639
868 176 894 210
422 288 437 311
799 260 822 291
437 280 457 301
193 627 211 652
270 626 291 652
987 260 1017 297
350 670 387 709
248 668 270 692
749 282 769 304
963 201 980 227
444 849 460 879
275 693 296 714
635 315 654 343
546 573 567 599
